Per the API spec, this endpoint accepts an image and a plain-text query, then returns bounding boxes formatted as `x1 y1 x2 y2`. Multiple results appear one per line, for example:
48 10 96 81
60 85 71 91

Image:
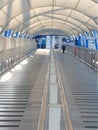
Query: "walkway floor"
0 49 50 130
0 49 97 130
55 50 97 130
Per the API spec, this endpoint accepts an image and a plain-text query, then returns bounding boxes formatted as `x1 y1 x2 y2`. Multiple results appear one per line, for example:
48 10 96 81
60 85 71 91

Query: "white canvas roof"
0 0 97 36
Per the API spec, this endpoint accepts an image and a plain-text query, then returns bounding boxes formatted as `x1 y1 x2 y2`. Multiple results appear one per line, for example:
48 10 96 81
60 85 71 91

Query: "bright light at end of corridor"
1 72 12 82
35 49 50 55
15 65 22 70
96 61 98 64
20 59 28 65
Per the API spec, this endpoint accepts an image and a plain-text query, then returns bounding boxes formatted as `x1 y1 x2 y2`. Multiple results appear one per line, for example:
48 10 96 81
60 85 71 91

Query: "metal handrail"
0 37 37 73
66 45 98 71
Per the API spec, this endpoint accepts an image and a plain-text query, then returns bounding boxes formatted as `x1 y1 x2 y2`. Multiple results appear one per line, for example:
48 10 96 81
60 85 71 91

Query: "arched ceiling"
0 0 97 36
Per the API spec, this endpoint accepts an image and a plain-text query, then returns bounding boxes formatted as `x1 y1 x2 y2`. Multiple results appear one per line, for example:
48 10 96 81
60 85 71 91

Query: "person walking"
62 38 67 53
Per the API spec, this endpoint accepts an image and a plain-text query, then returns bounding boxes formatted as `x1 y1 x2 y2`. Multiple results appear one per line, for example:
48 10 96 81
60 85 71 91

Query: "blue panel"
80 34 88 48
75 35 81 47
13 32 21 38
4 29 13 37
92 30 98 38
92 30 98 50
88 37 96 49
85 39 88 48
75 37 78 46
35 35 46 48
78 36 81 46
82 34 87 48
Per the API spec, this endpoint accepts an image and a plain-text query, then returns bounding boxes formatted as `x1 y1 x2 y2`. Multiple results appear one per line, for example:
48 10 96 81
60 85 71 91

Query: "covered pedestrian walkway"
0 0 98 130
0 48 97 130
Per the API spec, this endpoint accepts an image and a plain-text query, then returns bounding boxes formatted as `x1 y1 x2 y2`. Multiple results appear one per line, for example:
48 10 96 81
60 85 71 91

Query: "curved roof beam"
30 24 75 36
33 30 68 36
32 27 72 36
6 18 84 36
22 19 82 34
14 13 88 33
24 21 82 34
3 6 94 31
37 6 97 22
30 23 77 34
5 14 85 34
1 1 97 37
32 28 68 35
33 6 97 24
2 2 97 24
30 25 71 34
91 0 98 3
3 5 97 28
32 26 77 36
34 30 73 36
42 13 90 31
0 0 14 9
23 24 78 36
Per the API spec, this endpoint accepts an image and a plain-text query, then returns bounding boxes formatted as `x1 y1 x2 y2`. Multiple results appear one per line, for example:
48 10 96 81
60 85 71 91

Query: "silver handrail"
0 37 37 73
66 45 98 71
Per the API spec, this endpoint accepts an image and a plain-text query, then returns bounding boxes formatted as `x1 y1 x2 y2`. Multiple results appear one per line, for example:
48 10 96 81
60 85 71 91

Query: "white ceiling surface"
0 0 97 36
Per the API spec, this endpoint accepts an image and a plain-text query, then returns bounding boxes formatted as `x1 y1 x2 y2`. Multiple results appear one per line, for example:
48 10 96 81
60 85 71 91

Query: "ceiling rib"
0 0 97 36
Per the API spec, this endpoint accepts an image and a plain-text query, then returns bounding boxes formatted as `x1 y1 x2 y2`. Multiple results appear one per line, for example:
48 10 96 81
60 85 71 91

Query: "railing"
66 45 98 71
0 37 37 73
